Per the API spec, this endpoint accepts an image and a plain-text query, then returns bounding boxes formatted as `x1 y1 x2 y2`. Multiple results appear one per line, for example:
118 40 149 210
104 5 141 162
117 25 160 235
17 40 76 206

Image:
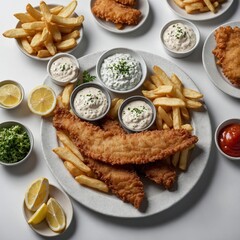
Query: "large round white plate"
15 4 84 61
202 21 240 98
23 184 73 237
90 0 149 33
166 0 233 21
41 50 212 218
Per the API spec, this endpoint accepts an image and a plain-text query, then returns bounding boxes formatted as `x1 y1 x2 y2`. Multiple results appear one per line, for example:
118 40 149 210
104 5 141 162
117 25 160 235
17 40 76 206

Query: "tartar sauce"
122 100 153 131
50 57 78 82
73 87 108 119
163 23 196 52
100 53 142 91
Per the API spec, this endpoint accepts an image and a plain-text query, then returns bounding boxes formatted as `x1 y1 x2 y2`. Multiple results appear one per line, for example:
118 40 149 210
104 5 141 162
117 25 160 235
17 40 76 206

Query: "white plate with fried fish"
90 0 149 33
166 0 234 21
41 50 212 218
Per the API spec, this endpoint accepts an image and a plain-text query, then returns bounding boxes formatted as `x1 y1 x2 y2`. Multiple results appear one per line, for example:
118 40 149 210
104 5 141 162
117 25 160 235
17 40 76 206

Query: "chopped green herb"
82 71 96 83
0 125 30 163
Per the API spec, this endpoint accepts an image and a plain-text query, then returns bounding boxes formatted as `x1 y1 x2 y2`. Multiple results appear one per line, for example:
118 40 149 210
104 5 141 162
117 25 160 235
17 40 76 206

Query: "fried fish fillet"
84 157 144 209
53 106 198 165
115 0 136 6
92 0 141 25
212 26 240 87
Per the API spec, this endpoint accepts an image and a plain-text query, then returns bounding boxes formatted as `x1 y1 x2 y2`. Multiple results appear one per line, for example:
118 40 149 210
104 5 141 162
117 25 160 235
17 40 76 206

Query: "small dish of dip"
70 82 111 121
160 19 200 58
215 118 240 160
118 96 156 133
47 53 80 87
96 48 147 94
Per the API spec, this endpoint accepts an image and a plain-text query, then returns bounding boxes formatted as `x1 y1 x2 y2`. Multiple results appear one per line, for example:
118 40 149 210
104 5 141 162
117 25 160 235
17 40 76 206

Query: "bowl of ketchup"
215 119 240 160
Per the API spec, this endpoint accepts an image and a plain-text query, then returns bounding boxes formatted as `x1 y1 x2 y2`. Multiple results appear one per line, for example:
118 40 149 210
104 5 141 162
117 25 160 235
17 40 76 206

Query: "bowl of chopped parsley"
0 121 33 166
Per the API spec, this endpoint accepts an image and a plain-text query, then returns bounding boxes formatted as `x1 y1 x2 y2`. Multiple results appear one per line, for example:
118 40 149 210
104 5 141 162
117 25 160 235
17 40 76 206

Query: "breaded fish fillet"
84 157 144 209
92 0 141 25
53 106 198 165
212 26 240 87
115 0 136 6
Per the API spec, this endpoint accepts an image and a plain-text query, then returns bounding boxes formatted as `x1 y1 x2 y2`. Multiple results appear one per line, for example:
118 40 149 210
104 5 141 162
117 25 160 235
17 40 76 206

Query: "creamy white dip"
73 87 108 119
163 23 196 52
100 53 142 91
50 57 78 82
122 100 153 131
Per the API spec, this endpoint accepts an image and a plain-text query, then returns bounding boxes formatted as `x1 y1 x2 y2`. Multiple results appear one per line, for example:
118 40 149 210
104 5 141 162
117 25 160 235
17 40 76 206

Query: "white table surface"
1 1 240 239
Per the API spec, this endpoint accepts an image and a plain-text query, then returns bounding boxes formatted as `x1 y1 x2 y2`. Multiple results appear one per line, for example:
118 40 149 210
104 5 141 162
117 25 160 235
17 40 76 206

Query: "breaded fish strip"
92 0 141 25
53 106 198 165
115 0 136 6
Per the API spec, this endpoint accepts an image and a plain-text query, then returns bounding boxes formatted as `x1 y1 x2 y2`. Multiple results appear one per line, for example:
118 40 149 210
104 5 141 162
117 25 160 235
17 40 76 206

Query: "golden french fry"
181 107 190 120
179 148 190 170
21 38 35 54
37 49 51 58
163 122 170 130
181 124 193 132
172 107 182 129
185 2 204 13
183 0 200 3
64 161 86 177
50 14 84 27
142 90 158 99
172 152 180 167
30 32 43 48
3 28 34 38
61 84 74 108
153 65 173 86
185 99 202 109
171 74 182 91
46 22 62 42
22 21 45 31
111 98 120 107
203 0 215 12
173 0 185 8
56 131 84 161
26 4 42 20
153 97 186 107
14 13 36 23
41 27 49 42
183 88 203 99
40 1 52 22
56 38 77 51
53 147 91 174
143 80 156 90
62 30 80 41
157 106 173 128
156 108 163 130
50 5 64 15
44 34 57 55
115 23 124 30
142 85 173 99
58 0 77 18
108 99 124 119
75 175 109 193
150 75 162 87
58 26 74 34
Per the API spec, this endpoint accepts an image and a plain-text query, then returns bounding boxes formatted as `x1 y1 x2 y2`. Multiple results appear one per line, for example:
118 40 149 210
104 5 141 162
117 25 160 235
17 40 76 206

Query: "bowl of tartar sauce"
118 96 156 133
47 53 80 86
70 82 111 121
96 48 147 94
160 19 200 58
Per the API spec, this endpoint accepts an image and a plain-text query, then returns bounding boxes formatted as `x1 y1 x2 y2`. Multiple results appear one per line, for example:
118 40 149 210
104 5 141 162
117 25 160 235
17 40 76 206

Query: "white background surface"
0 0 240 239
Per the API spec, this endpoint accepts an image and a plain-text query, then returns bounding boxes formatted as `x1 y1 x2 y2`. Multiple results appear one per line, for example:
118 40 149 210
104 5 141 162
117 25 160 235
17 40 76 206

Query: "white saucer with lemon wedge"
23 177 73 237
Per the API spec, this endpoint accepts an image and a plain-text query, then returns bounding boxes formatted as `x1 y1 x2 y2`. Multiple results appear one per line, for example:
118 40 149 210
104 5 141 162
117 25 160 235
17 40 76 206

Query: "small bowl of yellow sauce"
0 80 24 109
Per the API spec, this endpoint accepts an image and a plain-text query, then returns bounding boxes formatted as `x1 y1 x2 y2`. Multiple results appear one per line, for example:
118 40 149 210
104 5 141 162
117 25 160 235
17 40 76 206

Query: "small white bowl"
47 53 80 87
0 121 34 166
118 95 156 133
96 48 147 94
215 118 240 160
0 80 24 109
23 184 73 237
160 19 200 58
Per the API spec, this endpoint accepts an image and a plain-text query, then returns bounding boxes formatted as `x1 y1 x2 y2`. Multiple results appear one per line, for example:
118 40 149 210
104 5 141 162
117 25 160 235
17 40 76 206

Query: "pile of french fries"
3 0 84 58
174 0 225 14
142 65 203 170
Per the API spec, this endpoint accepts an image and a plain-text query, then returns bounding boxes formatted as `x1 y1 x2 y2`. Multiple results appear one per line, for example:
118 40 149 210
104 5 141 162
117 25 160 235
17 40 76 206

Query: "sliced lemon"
27 85 56 116
25 177 49 211
28 203 48 225
46 198 66 232
0 83 21 107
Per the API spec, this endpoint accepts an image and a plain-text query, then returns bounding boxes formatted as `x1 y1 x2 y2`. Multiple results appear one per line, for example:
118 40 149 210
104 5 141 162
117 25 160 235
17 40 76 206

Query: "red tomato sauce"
218 123 240 157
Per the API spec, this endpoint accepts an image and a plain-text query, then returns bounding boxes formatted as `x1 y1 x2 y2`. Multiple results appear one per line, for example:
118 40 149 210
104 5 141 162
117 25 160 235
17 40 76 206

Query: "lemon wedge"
0 83 21 107
46 198 66 232
27 85 56 116
28 203 48 225
25 177 49 211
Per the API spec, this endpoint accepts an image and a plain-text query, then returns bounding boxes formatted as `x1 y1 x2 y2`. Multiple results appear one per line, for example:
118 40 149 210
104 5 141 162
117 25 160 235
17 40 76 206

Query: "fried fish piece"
212 26 240 87
92 0 141 25
53 105 198 165
115 0 136 6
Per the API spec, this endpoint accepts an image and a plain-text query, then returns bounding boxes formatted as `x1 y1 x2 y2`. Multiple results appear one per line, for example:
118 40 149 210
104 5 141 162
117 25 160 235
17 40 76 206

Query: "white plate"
23 184 73 237
202 21 240 98
15 4 84 61
166 0 233 21
41 50 212 218
90 0 149 33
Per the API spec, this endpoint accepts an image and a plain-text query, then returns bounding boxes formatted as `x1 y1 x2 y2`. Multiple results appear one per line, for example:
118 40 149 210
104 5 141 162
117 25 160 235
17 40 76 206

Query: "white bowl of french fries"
160 19 200 58
3 1 84 61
